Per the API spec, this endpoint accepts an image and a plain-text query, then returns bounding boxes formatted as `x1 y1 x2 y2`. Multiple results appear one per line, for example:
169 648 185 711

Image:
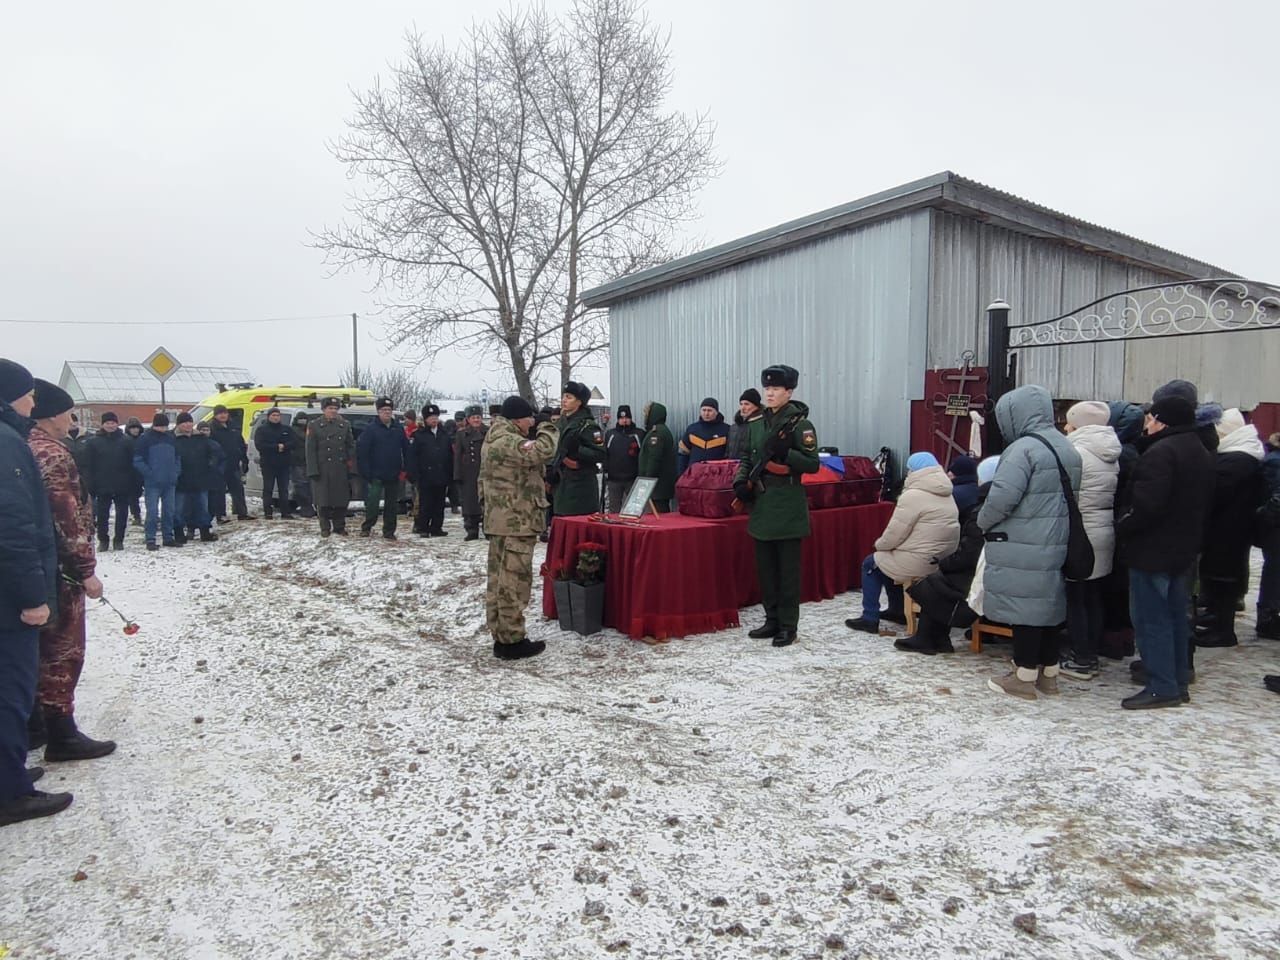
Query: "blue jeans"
144 483 177 544
0 626 39 803
860 554 902 623
177 490 211 532
1129 568 1190 698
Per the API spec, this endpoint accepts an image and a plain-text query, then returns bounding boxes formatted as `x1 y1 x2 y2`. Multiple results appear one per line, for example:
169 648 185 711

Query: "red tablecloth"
541 502 894 640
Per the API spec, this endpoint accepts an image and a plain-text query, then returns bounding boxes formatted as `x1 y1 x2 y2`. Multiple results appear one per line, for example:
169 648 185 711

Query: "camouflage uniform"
28 427 96 713
480 417 559 645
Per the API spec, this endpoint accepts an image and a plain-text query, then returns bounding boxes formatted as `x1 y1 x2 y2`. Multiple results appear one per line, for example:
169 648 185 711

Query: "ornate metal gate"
986 278 1280 448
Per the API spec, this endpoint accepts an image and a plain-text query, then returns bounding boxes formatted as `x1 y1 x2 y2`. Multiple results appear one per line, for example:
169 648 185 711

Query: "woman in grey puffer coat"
979 385 1082 701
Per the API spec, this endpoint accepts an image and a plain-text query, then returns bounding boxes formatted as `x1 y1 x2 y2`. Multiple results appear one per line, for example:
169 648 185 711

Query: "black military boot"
748 621 779 639
771 629 798 648
493 638 547 660
42 711 117 762
0 790 74 827
1195 595 1238 648
465 529 480 542
1257 607 1280 641
199 528 218 542
27 703 47 751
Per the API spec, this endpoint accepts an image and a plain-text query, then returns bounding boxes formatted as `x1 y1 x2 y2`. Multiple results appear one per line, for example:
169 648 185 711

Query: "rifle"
732 410 807 512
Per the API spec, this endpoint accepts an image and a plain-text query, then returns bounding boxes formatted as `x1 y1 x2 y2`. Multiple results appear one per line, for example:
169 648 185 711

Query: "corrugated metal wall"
609 210 931 462
929 211 1278 405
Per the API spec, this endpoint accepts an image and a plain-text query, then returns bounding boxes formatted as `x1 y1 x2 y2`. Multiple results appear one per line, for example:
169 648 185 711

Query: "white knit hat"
1066 400 1111 429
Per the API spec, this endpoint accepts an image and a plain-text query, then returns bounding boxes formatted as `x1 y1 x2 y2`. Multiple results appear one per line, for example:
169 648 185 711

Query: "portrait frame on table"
619 476 660 520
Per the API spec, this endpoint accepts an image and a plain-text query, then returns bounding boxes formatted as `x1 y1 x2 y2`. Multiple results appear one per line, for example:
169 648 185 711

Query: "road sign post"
142 346 182 418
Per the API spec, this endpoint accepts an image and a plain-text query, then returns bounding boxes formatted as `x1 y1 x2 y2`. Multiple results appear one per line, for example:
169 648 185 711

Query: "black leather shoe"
42 712 117 762
0 790 73 827
771 630 797 647
879 609 908 626
844 617 880 634
1121 691 1182 711
28 766 44 784
1263 675 1280 694
464 531 479 541
747 622 779 639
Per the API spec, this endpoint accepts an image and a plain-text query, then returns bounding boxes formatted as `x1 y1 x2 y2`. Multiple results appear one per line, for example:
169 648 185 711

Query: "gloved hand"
733 479 755 503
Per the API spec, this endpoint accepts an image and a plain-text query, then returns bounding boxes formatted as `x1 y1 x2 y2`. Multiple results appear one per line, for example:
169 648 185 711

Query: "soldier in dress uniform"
732 365 820 647
454 405 488 540
305 397 356 537
480 396 559 660
551 382 605 518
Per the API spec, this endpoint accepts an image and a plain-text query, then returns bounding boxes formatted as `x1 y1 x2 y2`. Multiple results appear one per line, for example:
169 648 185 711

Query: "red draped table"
540 501 894 640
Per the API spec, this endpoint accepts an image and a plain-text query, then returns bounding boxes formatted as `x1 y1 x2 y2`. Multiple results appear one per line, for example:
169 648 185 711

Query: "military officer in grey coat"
305 397 356 537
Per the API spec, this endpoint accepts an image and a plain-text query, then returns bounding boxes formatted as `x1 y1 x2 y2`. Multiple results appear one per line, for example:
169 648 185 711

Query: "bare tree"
317 0 718 400
340 364 440 413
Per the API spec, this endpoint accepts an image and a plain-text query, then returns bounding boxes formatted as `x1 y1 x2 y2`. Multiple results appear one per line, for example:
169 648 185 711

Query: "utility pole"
351 312 359 387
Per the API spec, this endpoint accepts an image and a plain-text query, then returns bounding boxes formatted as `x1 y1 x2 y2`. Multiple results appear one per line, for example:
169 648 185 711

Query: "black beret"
31 379 75 419
761 364 799 390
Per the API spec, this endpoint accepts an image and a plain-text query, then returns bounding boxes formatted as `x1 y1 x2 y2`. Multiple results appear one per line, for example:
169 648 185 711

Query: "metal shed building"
584 172 1278 463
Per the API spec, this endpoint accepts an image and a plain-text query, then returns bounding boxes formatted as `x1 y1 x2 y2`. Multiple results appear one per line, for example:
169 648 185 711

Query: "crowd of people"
5 351 1279 828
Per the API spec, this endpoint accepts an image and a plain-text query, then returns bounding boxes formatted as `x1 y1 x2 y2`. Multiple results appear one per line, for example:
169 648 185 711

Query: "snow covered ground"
5 510 1280 960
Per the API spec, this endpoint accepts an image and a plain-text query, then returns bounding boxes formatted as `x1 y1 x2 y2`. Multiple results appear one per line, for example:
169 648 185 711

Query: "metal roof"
60 361 254 404
581 171 1235 308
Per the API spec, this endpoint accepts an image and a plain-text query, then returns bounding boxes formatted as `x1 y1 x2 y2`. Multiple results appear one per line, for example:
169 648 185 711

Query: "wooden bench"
970 619 1013 653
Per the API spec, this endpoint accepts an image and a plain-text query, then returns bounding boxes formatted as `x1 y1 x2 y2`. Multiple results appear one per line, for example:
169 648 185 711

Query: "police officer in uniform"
306 397 356 537
551 382 605 518
733 365 820 647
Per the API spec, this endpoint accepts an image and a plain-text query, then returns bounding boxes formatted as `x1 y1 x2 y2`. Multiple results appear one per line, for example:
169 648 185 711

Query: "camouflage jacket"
29 426 96 584
480 417 559 536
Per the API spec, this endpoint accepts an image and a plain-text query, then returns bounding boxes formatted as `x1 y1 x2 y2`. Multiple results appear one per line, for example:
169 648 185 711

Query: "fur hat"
500 396 534 420
616 404 633 419
321 397 340 410
422 403 440 419
0 359 34 405
30 379 75 419
465 404 483 418
1066 400 1111 429
562 381 591 405
376 397 394 411
761 365 799 390
1195 402 1224 428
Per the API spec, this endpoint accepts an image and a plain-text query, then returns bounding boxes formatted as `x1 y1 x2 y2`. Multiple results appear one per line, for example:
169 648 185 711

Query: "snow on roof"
60 361 254 404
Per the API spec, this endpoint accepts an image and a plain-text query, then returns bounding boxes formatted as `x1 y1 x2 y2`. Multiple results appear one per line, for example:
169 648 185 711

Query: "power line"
0 313 353 327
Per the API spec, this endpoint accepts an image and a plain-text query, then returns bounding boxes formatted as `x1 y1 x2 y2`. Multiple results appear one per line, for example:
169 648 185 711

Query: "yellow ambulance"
188 383 377 440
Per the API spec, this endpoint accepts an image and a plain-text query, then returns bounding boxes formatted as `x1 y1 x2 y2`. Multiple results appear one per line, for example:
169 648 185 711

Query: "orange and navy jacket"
677 415 731 474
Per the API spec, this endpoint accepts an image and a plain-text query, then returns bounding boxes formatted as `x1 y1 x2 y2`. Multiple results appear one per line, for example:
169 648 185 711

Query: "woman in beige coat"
846 452 961 634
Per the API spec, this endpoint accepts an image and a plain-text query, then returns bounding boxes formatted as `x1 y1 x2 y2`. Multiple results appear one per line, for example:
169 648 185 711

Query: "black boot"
1258 607 1280 641
42 711 117 762
748 621 779 639
199 528 218 542
895 632 937 655
771 629 798 648
464 530 480 541
27 703 47 751
493 638 547 660
0 790 74 827
1195 595 1238 647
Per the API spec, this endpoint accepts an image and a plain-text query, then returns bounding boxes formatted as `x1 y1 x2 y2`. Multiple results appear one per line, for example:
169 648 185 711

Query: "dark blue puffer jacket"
132 428 181 487
356 418 410 482
0 402 57 629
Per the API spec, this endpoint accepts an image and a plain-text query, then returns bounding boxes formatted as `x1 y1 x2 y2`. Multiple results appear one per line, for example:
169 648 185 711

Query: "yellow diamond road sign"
142 346 182 383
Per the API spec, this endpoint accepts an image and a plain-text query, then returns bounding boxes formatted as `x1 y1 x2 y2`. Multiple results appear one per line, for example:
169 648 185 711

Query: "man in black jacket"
602 404 641 513
1116 380 1214 710
357 398 410 539
85 411 136 550
209 406 251 520
411 403 453 537
173 413 222 542
254 408 296 519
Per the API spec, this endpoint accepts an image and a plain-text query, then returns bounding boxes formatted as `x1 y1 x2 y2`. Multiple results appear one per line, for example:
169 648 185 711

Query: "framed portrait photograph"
619 477 658 518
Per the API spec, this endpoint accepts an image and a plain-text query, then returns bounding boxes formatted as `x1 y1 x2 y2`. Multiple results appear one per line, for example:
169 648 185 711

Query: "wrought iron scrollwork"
1007 279 1280 348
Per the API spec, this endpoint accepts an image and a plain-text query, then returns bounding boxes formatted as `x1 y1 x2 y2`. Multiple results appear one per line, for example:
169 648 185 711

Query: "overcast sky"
3 0 1276 400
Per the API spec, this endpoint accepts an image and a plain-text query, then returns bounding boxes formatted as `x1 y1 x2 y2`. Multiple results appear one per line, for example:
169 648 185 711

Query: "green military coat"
552 407 605 516
734 400 820 540
305 415 355 508
480 417 559 536
637 401 677 501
